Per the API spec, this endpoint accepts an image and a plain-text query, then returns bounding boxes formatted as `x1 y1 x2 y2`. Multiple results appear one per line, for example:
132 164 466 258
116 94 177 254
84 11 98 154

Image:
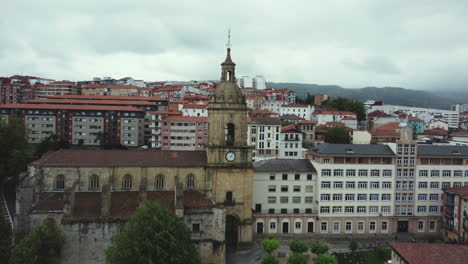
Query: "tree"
0 217 12 262
33 134 70 160
106 201 200 264
376 247 391 260
261 254 279 264
9 218 65 264
349 240 358 252
0 116 31 182
310 241 329 255
287 252 307 264
324 126 350 144
262 237 280 254
289 240 308 254
321 97 366 121
315 254 337 264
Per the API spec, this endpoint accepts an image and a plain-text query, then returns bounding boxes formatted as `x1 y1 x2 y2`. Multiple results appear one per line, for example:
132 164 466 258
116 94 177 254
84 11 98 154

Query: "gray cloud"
0 0 468 90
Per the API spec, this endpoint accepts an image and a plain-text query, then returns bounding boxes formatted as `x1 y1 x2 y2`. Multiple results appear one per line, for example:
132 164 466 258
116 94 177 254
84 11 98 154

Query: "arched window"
55 174 65 190
88 174 99 190
155 174 165 190
225 123 235 146
186 174 195 189
122 174 132 190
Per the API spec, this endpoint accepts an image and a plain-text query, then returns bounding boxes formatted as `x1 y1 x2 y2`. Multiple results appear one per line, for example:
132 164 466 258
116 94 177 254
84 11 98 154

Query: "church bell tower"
207 46 253 248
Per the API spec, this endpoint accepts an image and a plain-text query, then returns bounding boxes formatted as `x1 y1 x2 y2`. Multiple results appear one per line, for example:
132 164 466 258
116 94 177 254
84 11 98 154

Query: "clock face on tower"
225 151 236 162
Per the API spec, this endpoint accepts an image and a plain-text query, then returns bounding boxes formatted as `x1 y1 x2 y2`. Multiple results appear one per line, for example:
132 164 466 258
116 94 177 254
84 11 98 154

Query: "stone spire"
220 48 236 82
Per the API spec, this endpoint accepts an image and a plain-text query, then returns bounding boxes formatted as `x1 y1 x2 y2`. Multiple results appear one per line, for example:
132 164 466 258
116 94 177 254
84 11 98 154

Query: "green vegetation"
0 116 31 182
289 240 308 254
349 240 358 252
316 254 338 264
310 241 329 255
261 254 279 264
322 97 366 121
33 134 70 160
287 252 307 264
0 217 12 262
334 248 391 264
324 126 351 144
262 237 280 254
105 201 200 264
9 218 65 264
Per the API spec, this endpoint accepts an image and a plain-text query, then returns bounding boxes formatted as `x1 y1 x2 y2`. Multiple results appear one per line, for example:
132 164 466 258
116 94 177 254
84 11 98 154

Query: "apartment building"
237 75 267 90
247 117 281 161
279 125 304 159
312 110 357 125
0 104 145 147
160 115 208 150
442 186 468 243
0 83 35 104
149 110 183 148
252 159 318 234
81 84 149 97
307 143 396 235
34 81 80 98
280 104 314 120
181 103 208 117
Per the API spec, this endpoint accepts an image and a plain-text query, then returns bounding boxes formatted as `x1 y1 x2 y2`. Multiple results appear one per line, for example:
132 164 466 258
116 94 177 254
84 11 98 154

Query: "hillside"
268 83 468 110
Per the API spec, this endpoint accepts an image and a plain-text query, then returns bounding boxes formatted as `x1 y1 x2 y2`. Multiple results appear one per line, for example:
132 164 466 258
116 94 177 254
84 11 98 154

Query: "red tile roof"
0 103 144 112
48 81 77 86
408 115 423 122
163 116 208 122
49 95 167 101
452 131 468 137
313 110 356 115
182 103 208 109
149 110 182 115
444 186 468 199
281 124 302 133
297 120 316 125
375 122 401 131
32 149 207 167
342 116 357 120
27 99 157 106
389 242 468 264
280 114 304 120
421 128 449 136
83 84 146 90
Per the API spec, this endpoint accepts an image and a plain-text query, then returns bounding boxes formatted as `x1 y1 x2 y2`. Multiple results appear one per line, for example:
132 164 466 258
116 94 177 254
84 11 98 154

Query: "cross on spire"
226 27 231 49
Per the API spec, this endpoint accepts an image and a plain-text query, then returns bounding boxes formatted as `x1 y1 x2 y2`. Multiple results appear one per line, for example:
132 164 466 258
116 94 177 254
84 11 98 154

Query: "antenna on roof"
226 27 231 49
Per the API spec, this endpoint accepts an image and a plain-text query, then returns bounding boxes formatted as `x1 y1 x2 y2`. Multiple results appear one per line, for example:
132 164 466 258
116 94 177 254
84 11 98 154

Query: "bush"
316 254 337 264
262 237 280 254
0 217 12 262
289 240 308 254
261 254 279 264
349 240 358 252
10 218 65 264
287 252 307 264
376 247 391 260
310 241 329 255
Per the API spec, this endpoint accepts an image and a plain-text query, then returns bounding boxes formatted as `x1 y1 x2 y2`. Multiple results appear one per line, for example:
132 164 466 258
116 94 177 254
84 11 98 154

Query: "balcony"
283 137 301 141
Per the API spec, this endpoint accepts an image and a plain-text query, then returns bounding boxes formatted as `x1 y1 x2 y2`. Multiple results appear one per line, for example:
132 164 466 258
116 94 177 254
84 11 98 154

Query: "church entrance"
226 215 239 251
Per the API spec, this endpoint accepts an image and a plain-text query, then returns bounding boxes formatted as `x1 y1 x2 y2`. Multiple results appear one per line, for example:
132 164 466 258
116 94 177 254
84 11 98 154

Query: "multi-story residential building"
34 81 80 99
247 117 281 161
237 75 266 90
367 104 460 129
0 83 35 104
81 84 150 97
314 94 331 106
307 143 397 235
115 77 146 87
182 103 208 117
260 100 283 114
407 116 424 138
0 104 145 147
424 119 449 131
312 110 357 125
442 186 468 243
280 104 314 120
296 120 316 144
160 115 208 151
451 104 468 113
252 159 318 234
279 125 303 159
152 85 184 101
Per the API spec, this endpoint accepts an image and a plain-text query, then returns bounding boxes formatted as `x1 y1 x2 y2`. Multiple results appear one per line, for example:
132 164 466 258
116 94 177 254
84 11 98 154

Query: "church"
15 47 253 264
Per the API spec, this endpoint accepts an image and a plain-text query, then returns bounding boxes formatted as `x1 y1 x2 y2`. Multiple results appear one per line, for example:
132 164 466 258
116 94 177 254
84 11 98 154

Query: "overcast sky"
1 0 467 90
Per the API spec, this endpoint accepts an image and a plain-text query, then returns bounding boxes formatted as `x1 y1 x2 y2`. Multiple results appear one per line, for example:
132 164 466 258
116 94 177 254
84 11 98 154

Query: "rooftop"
33 149 207 167
49 95 167 102
418 145 468 157
162 115 208 122
311 143 396 156
389 242 468 264
444 186 468 199
27 99 157 106
248 117 281 125
0 103 143 112
313 110 356 115
254 159 315 173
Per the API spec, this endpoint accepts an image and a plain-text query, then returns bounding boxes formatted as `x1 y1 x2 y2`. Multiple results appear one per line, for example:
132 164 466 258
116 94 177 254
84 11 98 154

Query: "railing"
0 180 14 243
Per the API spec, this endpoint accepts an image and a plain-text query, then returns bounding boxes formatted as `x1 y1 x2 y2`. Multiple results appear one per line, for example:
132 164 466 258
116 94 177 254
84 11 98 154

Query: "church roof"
33 149 207 167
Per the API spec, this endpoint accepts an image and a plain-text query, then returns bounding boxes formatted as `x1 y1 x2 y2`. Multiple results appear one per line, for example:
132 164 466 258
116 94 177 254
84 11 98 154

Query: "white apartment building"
280 104 314 120
247 117 281 161
307 143 396 234
252 159 318 234
237 75 267 90
312 110 357 126
368 104 459 129
260 100 283 114
279 125 303 159
181 104 208 117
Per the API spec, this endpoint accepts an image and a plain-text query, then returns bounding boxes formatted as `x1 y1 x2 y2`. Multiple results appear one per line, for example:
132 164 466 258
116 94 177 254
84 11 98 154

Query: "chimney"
174 176 184 217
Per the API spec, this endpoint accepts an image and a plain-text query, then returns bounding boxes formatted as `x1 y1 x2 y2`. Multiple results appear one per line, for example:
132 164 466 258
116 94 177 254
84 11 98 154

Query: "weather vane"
226 27 231 48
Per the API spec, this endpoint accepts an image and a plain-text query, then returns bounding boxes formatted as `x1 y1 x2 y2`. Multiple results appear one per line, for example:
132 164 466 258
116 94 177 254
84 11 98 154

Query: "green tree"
376 247 391 260
262 237 280 254
349 240 358 252
33 134 70 160
324 126 350 144
106 201 200 264
287 252 307 264
310 241 329 255
289 240 308 254
322 97 366 121
0 216 12 262
0 116 31 182
315 254 337 264
261 254 279 264
9 218 65 264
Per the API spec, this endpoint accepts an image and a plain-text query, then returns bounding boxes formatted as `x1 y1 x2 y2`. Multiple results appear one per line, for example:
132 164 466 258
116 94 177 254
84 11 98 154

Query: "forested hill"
267 82 467 110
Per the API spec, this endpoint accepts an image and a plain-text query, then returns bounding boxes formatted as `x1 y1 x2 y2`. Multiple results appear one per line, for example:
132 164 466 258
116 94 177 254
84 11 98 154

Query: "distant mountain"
267 83 468 110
